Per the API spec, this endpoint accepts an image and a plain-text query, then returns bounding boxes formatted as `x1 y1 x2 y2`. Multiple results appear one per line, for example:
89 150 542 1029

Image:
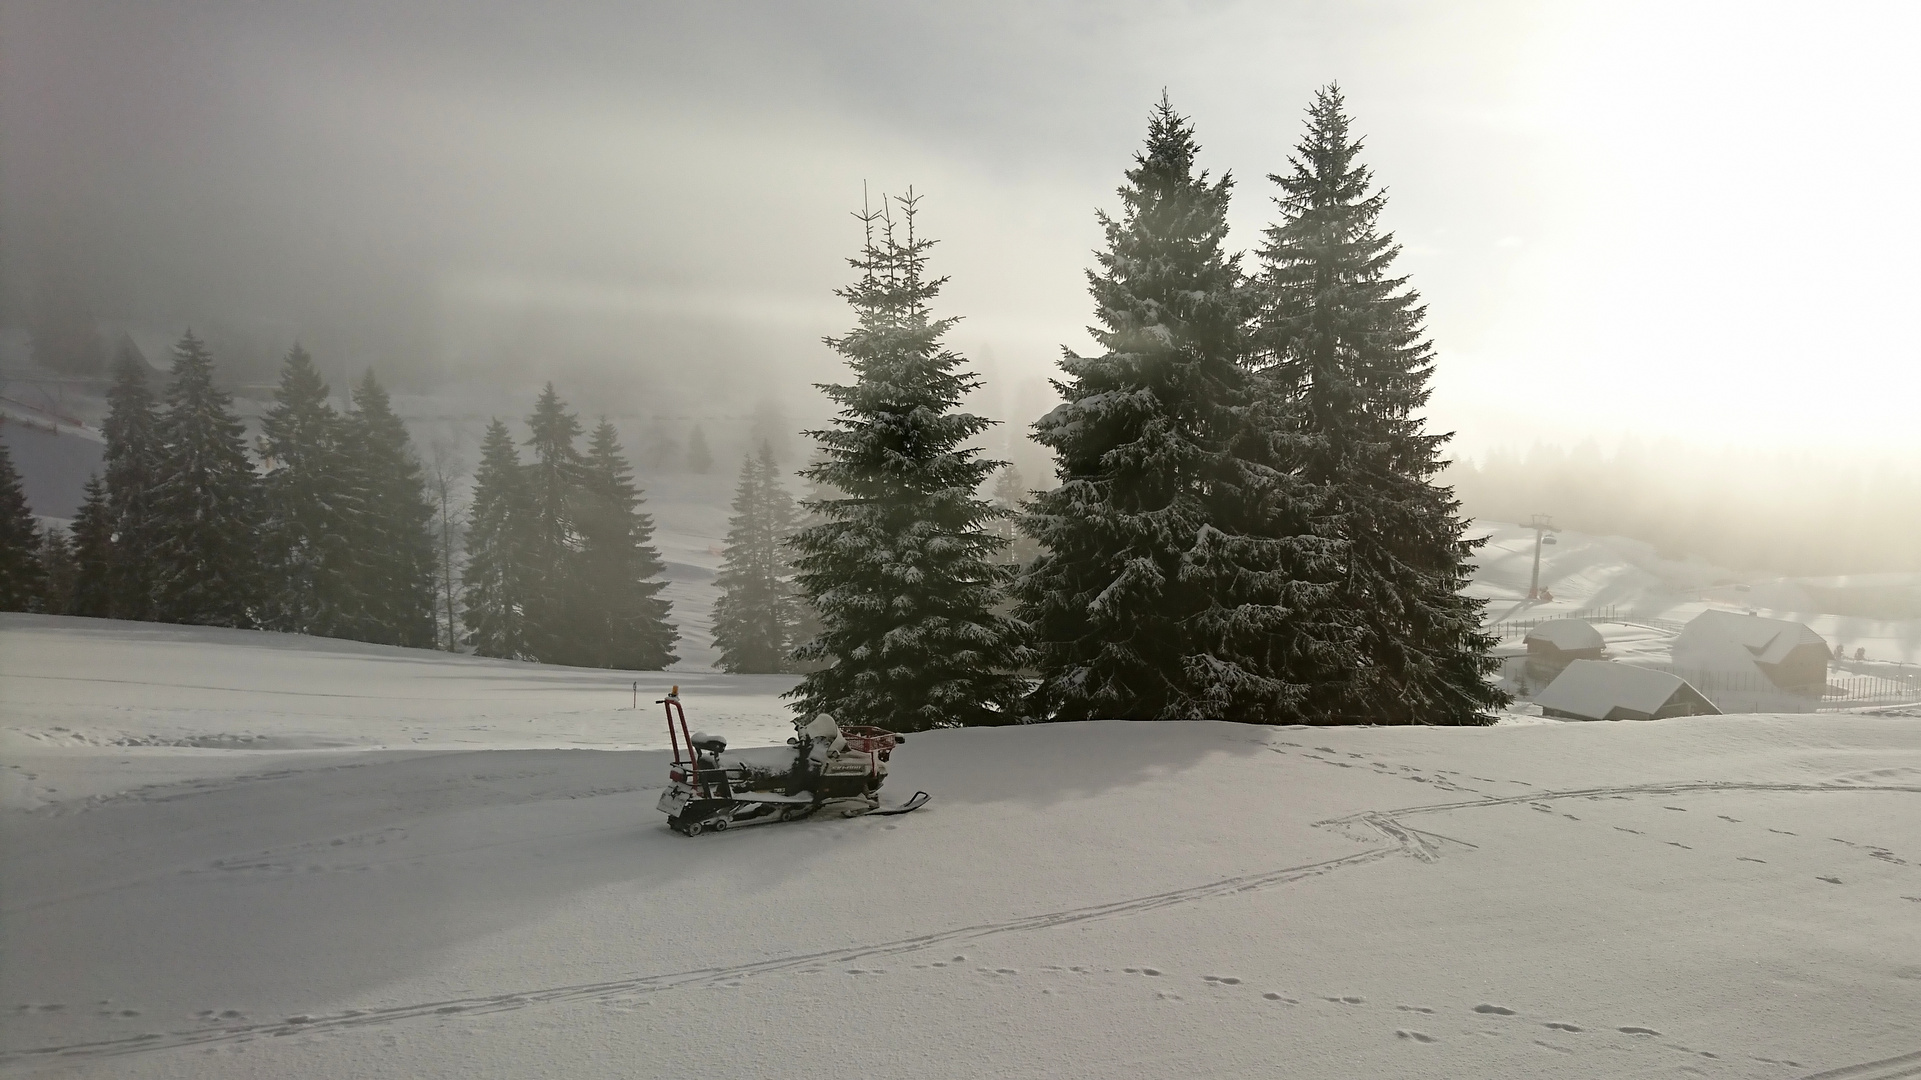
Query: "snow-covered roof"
1524 619 1604 652
1535 660 1700 721
1675 610 1827 666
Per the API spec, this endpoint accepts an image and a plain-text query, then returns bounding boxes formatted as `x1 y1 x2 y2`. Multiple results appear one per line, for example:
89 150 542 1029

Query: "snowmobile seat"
689 732 727 755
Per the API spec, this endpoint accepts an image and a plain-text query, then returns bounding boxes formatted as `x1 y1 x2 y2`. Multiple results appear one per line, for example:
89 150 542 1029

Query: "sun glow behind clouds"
1432 1 1921 460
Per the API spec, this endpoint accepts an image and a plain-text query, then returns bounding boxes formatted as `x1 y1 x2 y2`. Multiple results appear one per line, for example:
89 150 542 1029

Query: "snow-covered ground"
3 614 1918 1079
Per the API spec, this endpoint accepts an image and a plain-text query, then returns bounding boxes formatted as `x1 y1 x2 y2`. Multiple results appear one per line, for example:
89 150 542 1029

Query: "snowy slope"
3 615 1919 1079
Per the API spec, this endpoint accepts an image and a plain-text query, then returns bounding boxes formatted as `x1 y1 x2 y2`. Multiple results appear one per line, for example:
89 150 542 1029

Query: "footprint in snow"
1664 806 1688 812
1201 975 1241 985
1263 993 1298 1004
1717 815 1741 823
1396 1005 1434 1014
1473 1004 1517 1016
1738 857 1766 864
1613 827 1643 835
1123 967 1163 977
1545 1022 1583 1032
1324 995 1365 1005
1617 1026 1661 1036
1768 828 1797 836
1396 1030 1437 1043
1817 876 1843 885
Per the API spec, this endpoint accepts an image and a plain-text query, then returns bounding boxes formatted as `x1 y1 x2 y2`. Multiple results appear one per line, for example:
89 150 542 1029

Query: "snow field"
3 616 1920 1078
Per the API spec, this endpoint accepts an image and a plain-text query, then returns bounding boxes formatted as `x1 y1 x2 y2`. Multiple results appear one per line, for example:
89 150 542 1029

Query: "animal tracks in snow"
11 778 1916 1066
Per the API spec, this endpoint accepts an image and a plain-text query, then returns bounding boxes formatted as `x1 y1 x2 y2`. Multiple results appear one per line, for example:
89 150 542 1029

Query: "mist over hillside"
1448 442 1921 577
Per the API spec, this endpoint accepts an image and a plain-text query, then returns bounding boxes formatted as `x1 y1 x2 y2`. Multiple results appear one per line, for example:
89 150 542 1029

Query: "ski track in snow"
10 778 1916 1068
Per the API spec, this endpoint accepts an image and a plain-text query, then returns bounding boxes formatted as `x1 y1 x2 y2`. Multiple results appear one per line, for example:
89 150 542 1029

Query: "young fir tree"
685 424 713 474
148 332 261 627
258 346 360 637
712 441 801 673
68 475 116 617
37 525 77 613
461 419 532 659
577 419 678 669
987 464 1032 565
0 439 46 612
787 192 1026 730
1254 85 1502 725
1016 97 1337 723
102 346 164 620
519 384 588 664
344 372 438 648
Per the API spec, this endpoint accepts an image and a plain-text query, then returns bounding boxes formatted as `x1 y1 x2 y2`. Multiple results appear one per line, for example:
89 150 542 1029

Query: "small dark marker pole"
632 682 638 711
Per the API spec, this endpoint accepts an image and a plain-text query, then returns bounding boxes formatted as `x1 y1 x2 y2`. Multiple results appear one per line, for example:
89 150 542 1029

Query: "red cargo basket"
840 725 899 755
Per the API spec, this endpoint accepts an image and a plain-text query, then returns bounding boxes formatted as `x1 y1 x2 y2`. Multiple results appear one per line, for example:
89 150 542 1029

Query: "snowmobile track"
8 779 1915 1066
1799 1048 1921 1080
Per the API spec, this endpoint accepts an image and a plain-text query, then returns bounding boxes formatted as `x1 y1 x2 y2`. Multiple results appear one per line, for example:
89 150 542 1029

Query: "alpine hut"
1524 619 1606 663
1535 660 1720 722
1672 610 1830 693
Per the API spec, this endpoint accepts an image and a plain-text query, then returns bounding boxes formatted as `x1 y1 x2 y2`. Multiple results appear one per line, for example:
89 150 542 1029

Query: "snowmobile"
654 687 928 836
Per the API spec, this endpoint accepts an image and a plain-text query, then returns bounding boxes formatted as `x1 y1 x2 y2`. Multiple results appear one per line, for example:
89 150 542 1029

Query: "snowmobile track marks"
10 779 1917 1065
1798 1048 1921 1080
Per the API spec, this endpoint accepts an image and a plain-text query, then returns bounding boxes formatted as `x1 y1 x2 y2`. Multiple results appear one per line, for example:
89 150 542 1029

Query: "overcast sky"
3 0 1916 463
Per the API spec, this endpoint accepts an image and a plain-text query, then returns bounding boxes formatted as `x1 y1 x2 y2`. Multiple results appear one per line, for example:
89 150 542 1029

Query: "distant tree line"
0 335 439 644
0 337 679 670
460 386 677 667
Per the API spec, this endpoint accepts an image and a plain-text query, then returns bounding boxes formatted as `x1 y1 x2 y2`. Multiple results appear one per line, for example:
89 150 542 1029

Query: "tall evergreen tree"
37 525 76 614
343 372 438 648
577 419 678 669
68 475 115 617
102 346 164 620
1016 97 1337 723
1253 85 1501 725
0 439 46 612
713 441 801 673
258 346 360 637
519 384 587 663
148 332 261 627
461 419 532 659
787 192 1026 730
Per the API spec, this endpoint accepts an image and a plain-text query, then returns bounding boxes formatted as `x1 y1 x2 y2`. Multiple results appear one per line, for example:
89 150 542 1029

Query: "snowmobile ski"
868 790 930 816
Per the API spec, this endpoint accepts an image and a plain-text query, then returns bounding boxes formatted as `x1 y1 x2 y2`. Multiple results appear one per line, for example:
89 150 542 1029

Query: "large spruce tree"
461 419 532 659
344 372 438 648
712 441 801 673
259 346 360 637
1254 85 1501 725
0 439 45 611
148 332 261 627
68 475 116 617
519 384 587 663
1016 97 1338 723
576 419 677 669
102 347 164 619
787 192 1026 730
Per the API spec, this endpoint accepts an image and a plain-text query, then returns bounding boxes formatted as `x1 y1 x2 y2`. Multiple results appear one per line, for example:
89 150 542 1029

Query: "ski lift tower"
1526 513 1559 601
